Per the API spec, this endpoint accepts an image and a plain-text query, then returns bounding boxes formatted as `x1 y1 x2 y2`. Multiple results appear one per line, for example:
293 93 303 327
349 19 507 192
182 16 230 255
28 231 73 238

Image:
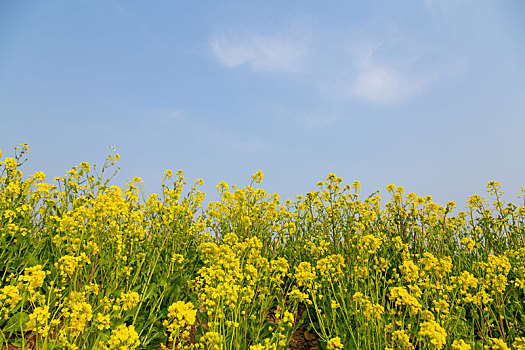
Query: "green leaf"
143 282 158 301
142 330 167 350
4 311 30 334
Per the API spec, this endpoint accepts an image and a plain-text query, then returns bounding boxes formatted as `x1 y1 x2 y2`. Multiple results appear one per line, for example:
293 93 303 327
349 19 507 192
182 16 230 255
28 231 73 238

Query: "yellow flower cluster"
400 259 420 282
0 285 21 319
419 319 447 349
295 262 316 287
316 254 345 281
352 292 384 322
106 324 140 350
392 329 413 349
326 336 343 350
203 331 223 350
18 265 47 293
2 146 525 350
25 305 51 336
390 286 422 314
452 340 472 350
95 312 111 330
486 338 510 350
56 254 84 277
162 300 197 342
61 291 93 334
117 291 140 311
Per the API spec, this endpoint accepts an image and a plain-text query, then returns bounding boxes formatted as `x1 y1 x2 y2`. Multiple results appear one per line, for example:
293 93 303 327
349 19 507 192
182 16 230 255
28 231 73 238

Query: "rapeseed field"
1 144 524 349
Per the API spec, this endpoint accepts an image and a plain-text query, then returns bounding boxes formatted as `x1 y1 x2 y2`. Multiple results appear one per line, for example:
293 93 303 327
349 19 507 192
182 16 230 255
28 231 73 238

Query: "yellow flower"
392 329 413 349
118 291 140 311
452 339 471 350
363 301 384 321
0 285 22 317
316 254 345 281
203 331 223 350
460 237 475 251
217 181 229 191
295 262 316 287
282 310 294 327
61 292 93 334
84 283 100 296
171 253 184 264
400 259 419 282
57 255 82 277
433 299 450 315
486 338 509 350
18 265 47 293
4 157 17 170
418 319 447 349
163 300 197 341
94 313 110 330
513 337 525 350
25 306 50 335
362 234 382 254
390 286 422 313
467 194 484 208
327 337 343 350
252 170 264 184
107 324 140 350
457 271 478 290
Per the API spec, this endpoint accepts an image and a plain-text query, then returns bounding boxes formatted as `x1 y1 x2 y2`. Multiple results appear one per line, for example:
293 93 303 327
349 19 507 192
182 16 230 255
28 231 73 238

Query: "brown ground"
1 331 36 350
288 324 320 350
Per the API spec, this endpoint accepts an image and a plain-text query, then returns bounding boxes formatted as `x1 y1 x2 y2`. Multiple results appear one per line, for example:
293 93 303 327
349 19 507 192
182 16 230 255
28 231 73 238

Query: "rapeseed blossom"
326 337 343 350
452 339 472 350
486 338 510 350
106 324 140 350
418 319 447 349
392 329 413 349
25 305 51 335
0 285 21 319
1 146 525 350
390 286 422 313
94 313 111 330
118 291 140 311
61 291 93 334
163 300 197 342
295 262 316 287
18 265 47 293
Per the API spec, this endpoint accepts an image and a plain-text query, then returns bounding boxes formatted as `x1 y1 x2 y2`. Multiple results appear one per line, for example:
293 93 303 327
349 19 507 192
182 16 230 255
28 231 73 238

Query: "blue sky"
1 0 524 208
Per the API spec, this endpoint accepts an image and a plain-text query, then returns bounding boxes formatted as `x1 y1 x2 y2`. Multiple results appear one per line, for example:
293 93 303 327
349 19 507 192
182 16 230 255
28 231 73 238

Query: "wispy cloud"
210 21 441 105
210 32 306 72
349 66 431 104
343 43 436 105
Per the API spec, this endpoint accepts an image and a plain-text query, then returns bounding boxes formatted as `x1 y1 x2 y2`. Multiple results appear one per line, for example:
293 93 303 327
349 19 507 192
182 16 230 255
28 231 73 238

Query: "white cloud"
349 67 430 104
345 43 435 104
210 33 305 72
209 23 440 105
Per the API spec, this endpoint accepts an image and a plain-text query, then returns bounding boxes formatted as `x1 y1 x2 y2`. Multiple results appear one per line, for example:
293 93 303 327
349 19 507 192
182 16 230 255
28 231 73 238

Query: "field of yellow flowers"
1 143 524 350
